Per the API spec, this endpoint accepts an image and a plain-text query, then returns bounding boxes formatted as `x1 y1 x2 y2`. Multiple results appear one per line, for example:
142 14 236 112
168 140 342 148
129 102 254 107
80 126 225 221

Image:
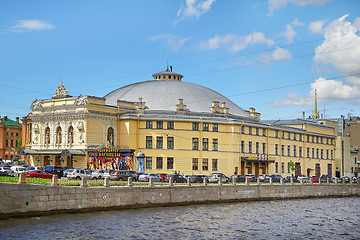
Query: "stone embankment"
1 174 359 219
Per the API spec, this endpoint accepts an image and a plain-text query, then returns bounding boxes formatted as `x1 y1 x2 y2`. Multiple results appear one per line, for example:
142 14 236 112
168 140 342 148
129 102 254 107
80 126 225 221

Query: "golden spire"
313 89 319 119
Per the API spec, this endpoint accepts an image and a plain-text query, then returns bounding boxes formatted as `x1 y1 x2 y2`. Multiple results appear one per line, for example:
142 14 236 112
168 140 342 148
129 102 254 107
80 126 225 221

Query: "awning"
17 149 86 156
241 156 275 164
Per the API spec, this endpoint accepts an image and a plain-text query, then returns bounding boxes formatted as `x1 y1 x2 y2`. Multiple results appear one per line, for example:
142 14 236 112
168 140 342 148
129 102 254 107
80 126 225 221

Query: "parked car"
311 176 320 183
134 172 144 181
230 174 245 183
67 169 92 180
26 166 44 172
193 174 208 183
284 176 299 183
270 174 283 183
209 173 229 183
166 174 187 183
91 169 105 179
103 169 114 179
44 165 65 178
63 168 74 178
343 176 351 183
259 174 271 182
320 175 333 183
156 173 168 182
138 173 163 182
110 170 135 181
244 174 258 182
10 166 25 174
26 170 53 179
0 166 14 176
297 175 311 183
0 171 10 177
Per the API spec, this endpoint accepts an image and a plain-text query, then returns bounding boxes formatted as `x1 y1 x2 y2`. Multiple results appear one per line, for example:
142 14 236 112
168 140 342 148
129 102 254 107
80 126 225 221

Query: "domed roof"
104 69 251 118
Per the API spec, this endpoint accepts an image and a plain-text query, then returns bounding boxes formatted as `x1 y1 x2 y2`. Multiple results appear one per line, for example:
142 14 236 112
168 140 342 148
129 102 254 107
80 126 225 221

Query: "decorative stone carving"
33 124 39 144
74 94 87 106
78 122 84 143
53 80 71 99
31 99 42 110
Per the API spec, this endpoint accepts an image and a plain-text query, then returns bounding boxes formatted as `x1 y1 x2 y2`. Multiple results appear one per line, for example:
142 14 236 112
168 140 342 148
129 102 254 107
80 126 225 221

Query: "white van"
10 166 25 174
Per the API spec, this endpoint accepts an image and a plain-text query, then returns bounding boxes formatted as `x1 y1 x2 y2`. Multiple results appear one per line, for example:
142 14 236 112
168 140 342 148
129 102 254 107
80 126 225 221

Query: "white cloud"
308 20 327 34
200 32 274 53
148 34 191 52
12 20 55 32
280 19 304 43
268 0 333 15
258 47 292 63
269 15 360 107
177 0 216 20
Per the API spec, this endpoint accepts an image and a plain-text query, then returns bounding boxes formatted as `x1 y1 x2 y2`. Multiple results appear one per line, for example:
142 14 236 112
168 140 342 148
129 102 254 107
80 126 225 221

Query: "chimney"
170 66 173 72
16 117 19 123
303 111 305 120
221 102 226 108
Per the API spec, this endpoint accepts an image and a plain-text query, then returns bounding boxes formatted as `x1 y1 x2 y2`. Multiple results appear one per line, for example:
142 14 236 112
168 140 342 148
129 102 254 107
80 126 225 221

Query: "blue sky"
1 0 360 121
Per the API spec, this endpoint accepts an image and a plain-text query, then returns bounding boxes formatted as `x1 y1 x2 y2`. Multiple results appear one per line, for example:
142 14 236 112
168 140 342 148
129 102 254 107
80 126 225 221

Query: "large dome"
104 69 251 118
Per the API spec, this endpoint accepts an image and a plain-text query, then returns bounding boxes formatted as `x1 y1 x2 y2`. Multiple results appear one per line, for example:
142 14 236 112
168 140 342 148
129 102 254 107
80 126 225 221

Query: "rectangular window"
299 147 302 157
281 145 285 156
275 144 279 155
294 145 297 157
167 121 174 129
326 150 329 159
263 128 266 136
146 136 152 149
282 162 285 173
307 148 310 158
241 126 245 134
167 157 174 169
157 121 163 129
275 130 279 138
262 143 266 154
146 121 153 129
212 124 218 132
192 158 198 170
316 149 319 159
156 136 163 149
212 139 218 151
256 142 259 154
282 131 285 139
192 138 199 150
5 139 8 147
203 123 209 131
202 158 208 171
331 150 333 159
167 137 174 149
287 145 291 156
293 133 297 140
299 134 302 141
11 140 13 147
193 122 199 131
288 164 291 173
256 128 259 135
146 157 152 169
249 141 252 153
212 159 218 171
307 135 310 142
275 162 279 173
156 157 163 169
312 136 314 143
316 137 319 143
312 148 315 158
203 138 209 151
249 127 252 135
326 138 329 144
321 137 323 144
241 141 245 153
287 132 290 140
321 149 323 159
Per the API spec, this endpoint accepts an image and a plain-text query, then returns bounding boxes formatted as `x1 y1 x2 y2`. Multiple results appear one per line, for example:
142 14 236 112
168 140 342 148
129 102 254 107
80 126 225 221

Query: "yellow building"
20 67 336 177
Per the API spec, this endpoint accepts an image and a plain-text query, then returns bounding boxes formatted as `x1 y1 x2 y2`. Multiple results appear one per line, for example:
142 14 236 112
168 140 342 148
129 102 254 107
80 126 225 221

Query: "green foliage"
288 160 297 173
17 137 22 148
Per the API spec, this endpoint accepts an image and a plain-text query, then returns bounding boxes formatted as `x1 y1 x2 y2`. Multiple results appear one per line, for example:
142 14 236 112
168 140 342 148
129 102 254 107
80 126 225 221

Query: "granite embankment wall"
1 181 359 219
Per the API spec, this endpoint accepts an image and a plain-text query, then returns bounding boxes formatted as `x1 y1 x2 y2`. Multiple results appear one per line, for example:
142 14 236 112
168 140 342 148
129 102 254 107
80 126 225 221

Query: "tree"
288 160 297 176
17 137 22 148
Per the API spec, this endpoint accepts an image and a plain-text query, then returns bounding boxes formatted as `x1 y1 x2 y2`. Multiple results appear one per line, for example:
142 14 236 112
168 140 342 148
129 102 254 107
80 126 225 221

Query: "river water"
0 197 359 240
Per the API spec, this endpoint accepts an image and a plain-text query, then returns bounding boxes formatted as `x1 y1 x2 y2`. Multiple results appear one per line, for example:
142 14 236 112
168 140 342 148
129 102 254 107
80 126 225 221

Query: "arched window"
107 127 114 146
68 126 74 144
56 127 62 144
45 127 50 144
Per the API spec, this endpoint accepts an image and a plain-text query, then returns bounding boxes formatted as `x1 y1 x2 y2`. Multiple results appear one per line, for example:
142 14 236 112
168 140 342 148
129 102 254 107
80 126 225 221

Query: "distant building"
0 116 22 161
20 67 336 177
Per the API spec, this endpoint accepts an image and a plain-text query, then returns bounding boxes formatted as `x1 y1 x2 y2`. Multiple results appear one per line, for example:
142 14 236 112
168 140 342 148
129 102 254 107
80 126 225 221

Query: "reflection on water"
0 197 359 240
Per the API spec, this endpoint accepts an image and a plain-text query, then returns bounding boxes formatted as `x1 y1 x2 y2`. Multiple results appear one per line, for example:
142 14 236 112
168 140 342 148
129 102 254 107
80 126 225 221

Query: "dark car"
44 165 65 178
193 174 208 183
230 174 245 183
320 175 333 183
110 170 136 181
284 176 299 183
0 171 10 177
244 174 258 182
270 174 283 183
166 174 187 183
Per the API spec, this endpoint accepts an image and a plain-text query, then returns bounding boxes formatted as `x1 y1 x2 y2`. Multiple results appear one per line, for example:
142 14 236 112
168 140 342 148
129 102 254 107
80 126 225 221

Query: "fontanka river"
0 197 359 239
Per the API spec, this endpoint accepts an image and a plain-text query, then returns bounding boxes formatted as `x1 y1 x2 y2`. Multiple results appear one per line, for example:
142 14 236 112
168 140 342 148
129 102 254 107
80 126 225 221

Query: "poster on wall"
137 157 144 173
87 148 134 171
